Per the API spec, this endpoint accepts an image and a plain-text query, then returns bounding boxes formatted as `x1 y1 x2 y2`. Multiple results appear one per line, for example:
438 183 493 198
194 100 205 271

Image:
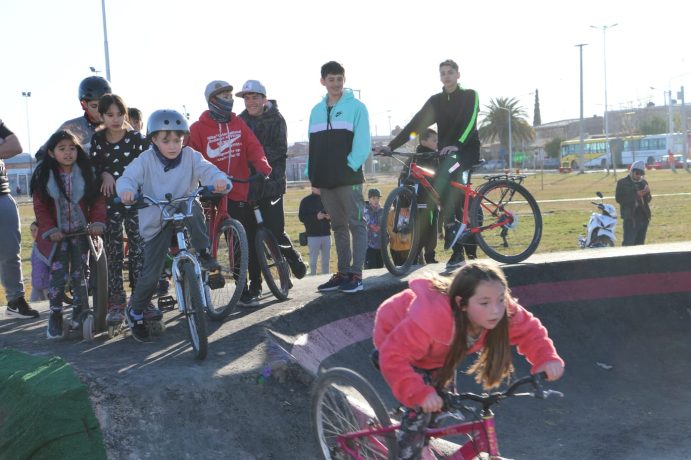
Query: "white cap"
235 80 267 98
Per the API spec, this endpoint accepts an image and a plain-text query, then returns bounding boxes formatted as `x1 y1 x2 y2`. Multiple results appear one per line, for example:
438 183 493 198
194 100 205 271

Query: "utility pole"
679 86 688 171
667 90 676 171
101 0 111 81
576 43 587 173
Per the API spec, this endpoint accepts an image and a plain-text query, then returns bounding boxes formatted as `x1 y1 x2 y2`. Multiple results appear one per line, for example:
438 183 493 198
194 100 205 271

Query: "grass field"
4 168 691 302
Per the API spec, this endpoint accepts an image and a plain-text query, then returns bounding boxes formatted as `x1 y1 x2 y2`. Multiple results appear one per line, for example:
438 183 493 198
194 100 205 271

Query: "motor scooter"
578 191 617 248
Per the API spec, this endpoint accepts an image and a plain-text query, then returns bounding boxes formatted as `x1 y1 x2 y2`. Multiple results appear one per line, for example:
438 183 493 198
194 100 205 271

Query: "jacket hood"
321 88 356 104
407 278 455 346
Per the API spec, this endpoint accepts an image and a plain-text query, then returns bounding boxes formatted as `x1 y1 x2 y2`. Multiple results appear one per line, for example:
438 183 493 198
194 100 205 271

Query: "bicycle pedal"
157 296 177 310
207 272 226 290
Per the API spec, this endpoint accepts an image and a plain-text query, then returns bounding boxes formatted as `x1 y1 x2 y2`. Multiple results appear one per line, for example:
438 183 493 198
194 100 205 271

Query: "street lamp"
101 0 111 81
575 43 588 173
498 107 512 170
21 91 31 154
590 23 618 176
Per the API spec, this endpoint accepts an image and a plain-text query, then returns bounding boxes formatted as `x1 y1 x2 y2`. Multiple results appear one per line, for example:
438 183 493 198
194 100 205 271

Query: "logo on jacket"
206 133 241 158
335 111 342 117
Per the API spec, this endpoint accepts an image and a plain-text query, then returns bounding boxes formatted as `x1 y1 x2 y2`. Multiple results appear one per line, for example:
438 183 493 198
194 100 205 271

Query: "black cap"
368 188 382 198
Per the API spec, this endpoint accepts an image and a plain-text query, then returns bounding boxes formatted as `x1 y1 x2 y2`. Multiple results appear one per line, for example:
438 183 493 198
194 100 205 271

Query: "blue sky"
2 0 690 151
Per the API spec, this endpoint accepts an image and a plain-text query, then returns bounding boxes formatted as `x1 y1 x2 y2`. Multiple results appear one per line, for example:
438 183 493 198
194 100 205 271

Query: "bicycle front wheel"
181 262 208 360
470 180 542 264
380 186 420 277
311 367 397 460
255 228 290 301
207 218 248 321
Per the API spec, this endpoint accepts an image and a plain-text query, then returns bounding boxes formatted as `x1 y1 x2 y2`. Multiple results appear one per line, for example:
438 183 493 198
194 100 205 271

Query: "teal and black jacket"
307 89 371 189
389 85 480 169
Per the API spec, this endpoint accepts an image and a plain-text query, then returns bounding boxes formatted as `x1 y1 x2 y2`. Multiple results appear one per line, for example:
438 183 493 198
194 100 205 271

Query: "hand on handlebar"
534 360 564 382
119 191 137 205
373 146 392 156
212 179 228 193
439 146 459 157
420 390 444 413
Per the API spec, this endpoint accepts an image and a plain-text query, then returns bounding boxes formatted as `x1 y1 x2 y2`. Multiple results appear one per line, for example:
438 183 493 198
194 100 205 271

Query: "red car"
650 155 687 170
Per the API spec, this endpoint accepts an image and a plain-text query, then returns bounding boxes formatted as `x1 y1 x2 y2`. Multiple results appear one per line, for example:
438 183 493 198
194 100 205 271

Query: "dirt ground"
2 259 691 459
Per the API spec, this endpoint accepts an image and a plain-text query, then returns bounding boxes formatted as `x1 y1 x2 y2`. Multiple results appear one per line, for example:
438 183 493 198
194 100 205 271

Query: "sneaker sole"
6 309 39 319
318 286 342 292
339 285 364 294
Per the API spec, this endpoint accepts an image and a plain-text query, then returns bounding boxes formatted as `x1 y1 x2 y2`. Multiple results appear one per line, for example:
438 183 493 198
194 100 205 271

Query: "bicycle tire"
470 180 542 264
181 262 208 360
311 367 397 460
255 228 290 301
92 243 108 332
380 186 420 276
207 218 248 321
593 235 614 248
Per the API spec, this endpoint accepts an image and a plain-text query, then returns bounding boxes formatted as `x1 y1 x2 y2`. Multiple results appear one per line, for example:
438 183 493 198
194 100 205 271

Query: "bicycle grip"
113 193 142 205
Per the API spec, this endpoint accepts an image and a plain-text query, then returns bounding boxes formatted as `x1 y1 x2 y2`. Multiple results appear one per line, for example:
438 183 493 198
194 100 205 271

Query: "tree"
544 137 563 159
640 116 666 135
533 90 542 127
478 97 535 154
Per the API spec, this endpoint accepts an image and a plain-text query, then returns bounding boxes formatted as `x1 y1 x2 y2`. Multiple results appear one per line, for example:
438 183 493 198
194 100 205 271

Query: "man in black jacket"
237 80 306 305
615 160 652 246
376 59 480 269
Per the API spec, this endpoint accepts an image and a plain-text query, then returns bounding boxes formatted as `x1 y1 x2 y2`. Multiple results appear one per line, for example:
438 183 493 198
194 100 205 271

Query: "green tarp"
0 349 106 460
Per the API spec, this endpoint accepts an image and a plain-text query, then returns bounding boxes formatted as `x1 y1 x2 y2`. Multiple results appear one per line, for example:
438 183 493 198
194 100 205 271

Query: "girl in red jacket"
373 262 564 460
30 130 106 339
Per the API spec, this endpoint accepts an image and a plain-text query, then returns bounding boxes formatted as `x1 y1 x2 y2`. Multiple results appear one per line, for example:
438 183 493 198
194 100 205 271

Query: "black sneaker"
46 310 64 339
7 297 39 319
446 249 466 270
198 251 221 272
238 287 260 308
318 272 348 292
126 305 151 343
339 274 364 294
283 248 307 280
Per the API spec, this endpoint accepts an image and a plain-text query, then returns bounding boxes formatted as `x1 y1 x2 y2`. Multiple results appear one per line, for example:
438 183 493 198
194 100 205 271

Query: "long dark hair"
30 130 99 206
433 262 514 390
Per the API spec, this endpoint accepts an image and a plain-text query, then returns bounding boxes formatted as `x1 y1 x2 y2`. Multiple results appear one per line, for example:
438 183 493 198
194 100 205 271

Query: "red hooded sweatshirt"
187 111 271 202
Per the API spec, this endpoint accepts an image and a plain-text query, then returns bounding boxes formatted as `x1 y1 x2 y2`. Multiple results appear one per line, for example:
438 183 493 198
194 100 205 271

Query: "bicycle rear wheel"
312 367 397 460
255 228 290 300
207 218 248 321
470 180 542 264
181 262 208 360
380 186 420 276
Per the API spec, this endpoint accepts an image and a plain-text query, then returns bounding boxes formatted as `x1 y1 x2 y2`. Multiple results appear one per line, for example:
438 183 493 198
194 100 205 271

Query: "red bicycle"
201 190 248 321
311 367 563 459
376 151 542 276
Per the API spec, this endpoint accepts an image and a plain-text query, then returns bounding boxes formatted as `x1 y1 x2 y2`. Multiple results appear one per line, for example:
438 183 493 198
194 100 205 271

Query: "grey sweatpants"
129 202 209 313
0 194 25 302
307 235 331 275
319 184 366 277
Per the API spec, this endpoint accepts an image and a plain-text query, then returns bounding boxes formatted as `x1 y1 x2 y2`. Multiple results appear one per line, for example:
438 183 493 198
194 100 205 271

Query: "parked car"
476 159 505 172
651 154 687 170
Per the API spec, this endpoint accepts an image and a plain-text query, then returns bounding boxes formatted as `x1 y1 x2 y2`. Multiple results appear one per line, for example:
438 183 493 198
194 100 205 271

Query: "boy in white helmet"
117 109 230 342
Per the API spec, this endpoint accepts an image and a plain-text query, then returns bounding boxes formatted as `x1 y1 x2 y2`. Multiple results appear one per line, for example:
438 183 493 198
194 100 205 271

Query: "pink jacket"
373 278 563 408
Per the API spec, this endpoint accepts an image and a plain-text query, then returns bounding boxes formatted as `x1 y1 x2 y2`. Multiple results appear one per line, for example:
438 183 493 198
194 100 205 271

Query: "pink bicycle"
311 367 562 459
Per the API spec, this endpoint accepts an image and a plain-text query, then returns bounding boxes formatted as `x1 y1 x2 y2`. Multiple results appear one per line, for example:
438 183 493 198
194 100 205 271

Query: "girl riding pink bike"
374 262 564 459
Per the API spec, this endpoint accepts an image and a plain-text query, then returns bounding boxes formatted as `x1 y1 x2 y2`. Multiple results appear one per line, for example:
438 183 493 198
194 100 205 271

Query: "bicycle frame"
203 193 231 258
335 412 498 460
404 159 523 239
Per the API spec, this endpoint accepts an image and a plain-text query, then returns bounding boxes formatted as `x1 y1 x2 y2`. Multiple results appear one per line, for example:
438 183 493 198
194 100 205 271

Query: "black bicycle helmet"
78 76 112 101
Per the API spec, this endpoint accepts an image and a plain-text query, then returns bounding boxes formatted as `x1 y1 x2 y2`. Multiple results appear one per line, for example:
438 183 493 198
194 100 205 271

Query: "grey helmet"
78 76 111 101
146 109 190 137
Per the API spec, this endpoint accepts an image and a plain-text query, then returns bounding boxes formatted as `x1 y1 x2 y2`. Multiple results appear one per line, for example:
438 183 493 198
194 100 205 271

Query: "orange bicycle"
376 150 542 275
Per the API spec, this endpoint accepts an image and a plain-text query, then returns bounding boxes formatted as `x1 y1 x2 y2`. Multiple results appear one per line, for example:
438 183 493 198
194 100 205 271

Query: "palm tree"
478 97 535 155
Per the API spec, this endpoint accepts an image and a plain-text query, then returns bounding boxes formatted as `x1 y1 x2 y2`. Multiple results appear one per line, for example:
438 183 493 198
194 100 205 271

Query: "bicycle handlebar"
114 185 229 220
440 373 563 410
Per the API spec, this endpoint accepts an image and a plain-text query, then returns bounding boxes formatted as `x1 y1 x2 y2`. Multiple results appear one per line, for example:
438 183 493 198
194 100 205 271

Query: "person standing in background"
299 187 331 276
616 160 652 246
0 118 39 318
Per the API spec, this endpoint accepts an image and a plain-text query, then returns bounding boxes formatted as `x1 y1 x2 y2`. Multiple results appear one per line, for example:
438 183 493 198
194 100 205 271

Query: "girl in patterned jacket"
373 262 564 460
90 94 149 325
